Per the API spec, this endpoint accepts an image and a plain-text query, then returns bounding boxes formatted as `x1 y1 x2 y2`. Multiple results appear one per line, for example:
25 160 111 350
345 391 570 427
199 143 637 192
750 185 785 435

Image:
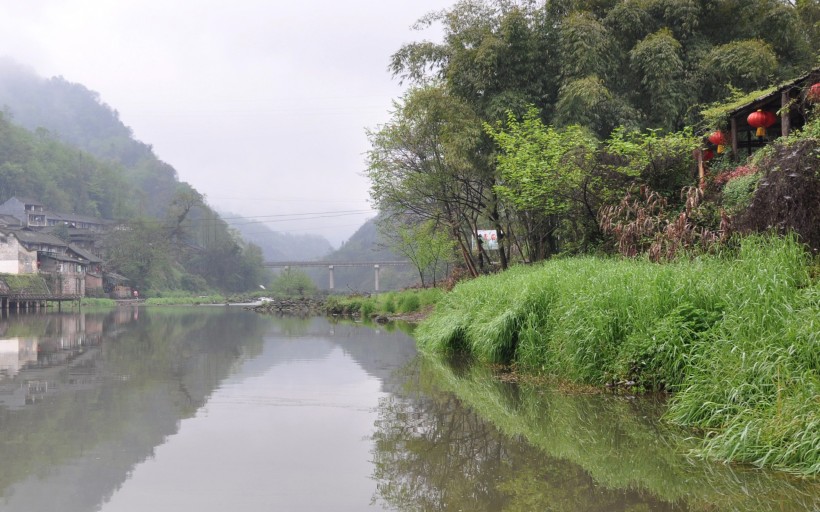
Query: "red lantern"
707 131 726 153
807 83 820 102
747 109 775 138
703 149 714 161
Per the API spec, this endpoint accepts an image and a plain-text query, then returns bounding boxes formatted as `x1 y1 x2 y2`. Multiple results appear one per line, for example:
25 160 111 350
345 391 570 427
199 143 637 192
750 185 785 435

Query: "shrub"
397 293 421 313
721 170 761 214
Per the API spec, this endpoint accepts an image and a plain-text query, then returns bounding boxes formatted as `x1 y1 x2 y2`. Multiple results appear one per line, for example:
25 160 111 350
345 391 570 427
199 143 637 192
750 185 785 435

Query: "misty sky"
0 1 453 246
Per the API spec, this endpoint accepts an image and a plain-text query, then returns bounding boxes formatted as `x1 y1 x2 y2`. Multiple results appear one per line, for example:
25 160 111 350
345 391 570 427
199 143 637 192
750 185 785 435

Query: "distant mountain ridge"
0 58 179 218
220 210 333 262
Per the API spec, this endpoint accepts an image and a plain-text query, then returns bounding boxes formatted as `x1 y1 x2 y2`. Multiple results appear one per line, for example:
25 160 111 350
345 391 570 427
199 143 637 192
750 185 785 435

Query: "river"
0 307 816 511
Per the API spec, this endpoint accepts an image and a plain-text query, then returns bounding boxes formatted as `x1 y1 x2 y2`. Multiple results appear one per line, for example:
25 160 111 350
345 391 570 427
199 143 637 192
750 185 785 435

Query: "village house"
11 229 86 296
0 197 123 296
69 244 104 295
0 230 38 274
0 197 47 228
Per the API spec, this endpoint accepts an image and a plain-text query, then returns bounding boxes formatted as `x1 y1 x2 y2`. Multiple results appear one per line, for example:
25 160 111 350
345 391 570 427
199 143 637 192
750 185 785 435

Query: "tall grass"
416 235 819 475
327 288 443 318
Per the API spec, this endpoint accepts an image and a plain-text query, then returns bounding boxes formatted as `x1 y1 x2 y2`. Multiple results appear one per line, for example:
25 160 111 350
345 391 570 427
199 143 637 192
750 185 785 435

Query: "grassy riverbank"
416 235 819 475
325 288 443 319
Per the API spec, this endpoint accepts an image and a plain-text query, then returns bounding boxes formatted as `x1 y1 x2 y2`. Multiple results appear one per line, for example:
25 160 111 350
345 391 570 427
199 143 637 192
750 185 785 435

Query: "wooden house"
36 252 86 296
103 272 131 299
702 67 820 158
68 244 104 294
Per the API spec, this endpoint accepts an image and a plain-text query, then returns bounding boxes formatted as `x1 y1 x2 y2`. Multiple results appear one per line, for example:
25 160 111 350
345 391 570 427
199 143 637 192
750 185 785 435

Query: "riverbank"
324 288 442 322
415 235 819 476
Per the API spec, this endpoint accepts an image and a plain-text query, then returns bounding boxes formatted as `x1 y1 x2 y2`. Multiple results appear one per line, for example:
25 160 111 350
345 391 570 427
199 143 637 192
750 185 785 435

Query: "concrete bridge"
263 261 412 291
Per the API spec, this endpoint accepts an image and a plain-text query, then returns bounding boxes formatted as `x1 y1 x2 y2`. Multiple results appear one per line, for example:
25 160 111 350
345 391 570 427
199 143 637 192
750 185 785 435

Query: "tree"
103 217 175 292
380 217 455 287
488 109 600 259
366 85 491 276
270 268 317 298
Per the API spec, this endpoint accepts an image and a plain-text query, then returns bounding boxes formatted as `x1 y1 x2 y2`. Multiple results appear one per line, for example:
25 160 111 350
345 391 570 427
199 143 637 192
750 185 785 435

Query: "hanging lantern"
747 109 775 138
707 131 727 153
807 83 820 103
764 110 778 127
703 149 714 161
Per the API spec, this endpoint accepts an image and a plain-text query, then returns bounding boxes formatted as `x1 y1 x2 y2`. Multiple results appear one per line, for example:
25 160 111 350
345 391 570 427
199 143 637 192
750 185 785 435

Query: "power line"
190 210 375 227
215 209 373 221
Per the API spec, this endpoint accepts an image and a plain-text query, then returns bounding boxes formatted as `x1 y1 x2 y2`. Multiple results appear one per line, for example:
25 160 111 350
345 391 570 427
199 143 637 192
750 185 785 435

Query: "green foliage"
0 112 138 219
80 297 117 307
328 288 443 318
721 170 761 215
700 39 779 99
559 11 615 81
103 217 176 292
490 110 597 214
396 293 421 313
553 76 616 135
143 295 226 305
629 28 686 130
379 0 817 274
379 217 456 288
416 235 819 474
604 127 699 197
616 302 723 391
270 269 318 298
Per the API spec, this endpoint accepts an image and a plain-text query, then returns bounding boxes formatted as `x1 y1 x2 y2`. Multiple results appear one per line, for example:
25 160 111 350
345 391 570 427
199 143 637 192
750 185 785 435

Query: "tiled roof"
9 229 67 247
68 244 103 263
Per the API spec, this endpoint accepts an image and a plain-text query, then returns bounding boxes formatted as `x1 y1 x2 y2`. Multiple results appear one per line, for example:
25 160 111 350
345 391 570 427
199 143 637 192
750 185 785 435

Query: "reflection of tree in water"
372 392 510 511
371 358 820 512
370 370 685 512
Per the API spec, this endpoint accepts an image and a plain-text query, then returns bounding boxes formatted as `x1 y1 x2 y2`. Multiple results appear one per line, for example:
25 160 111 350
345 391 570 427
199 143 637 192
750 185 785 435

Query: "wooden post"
730 117 739 157
781 91 791 137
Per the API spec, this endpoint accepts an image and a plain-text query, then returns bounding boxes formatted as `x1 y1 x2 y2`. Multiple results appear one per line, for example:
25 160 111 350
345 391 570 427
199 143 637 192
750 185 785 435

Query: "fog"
0 0 453 246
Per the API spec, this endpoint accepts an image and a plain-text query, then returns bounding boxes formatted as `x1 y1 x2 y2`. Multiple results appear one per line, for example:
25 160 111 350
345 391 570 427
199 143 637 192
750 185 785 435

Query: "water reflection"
0 309 816 512
370 357 820 511
0 309 416 512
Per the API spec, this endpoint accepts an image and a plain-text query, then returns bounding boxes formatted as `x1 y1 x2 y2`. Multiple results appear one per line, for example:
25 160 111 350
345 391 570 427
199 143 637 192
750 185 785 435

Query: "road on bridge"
263 260 412 291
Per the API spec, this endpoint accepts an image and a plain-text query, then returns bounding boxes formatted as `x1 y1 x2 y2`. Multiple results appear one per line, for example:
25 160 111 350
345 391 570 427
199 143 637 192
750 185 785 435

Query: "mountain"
221 211 333 262
0 58 178 217
0 59 267 293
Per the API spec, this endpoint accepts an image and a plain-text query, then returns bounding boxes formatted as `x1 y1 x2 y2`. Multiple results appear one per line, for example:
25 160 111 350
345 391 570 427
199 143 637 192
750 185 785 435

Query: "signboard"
476 230 498 250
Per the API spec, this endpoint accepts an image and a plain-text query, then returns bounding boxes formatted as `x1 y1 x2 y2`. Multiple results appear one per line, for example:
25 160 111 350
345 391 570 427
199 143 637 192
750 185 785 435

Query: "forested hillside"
0 59 269 293
0 58 179 217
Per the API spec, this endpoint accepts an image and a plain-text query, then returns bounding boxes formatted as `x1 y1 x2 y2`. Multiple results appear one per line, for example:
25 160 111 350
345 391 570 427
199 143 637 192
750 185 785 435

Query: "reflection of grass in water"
421 357 820 512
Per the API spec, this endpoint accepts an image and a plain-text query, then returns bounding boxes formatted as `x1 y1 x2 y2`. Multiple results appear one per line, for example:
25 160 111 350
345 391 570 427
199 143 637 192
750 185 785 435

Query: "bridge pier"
328 265 335 290
374 264 380 292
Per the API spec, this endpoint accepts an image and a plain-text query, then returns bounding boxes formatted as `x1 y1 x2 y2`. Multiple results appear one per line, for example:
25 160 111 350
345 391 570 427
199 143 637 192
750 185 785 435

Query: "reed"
415 235 819 474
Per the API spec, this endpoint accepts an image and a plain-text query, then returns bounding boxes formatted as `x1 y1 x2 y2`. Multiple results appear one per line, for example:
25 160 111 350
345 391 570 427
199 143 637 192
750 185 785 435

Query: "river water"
0 307 816 511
